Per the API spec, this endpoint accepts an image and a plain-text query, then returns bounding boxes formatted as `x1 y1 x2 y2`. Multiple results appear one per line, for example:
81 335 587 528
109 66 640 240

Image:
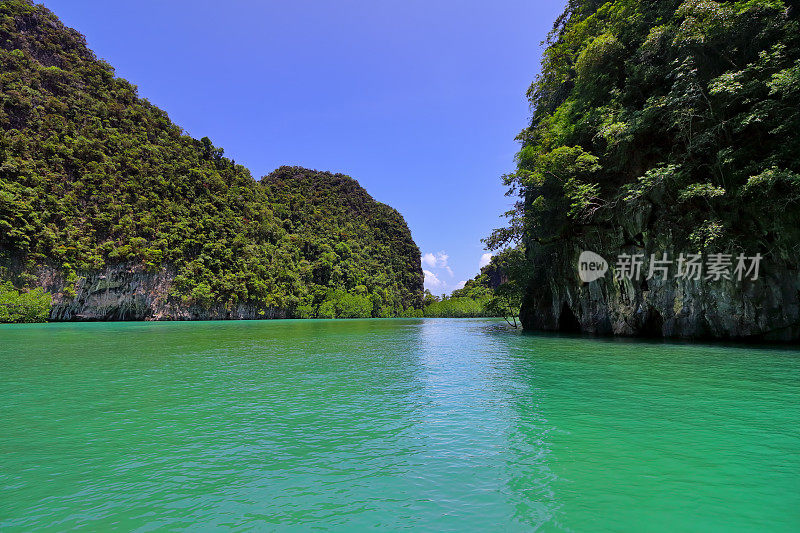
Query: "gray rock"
521 248 800 341
35 262 287 321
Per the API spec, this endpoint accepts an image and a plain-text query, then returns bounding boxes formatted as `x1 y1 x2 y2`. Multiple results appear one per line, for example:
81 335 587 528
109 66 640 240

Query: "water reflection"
1 320 798 530
415 319 560 528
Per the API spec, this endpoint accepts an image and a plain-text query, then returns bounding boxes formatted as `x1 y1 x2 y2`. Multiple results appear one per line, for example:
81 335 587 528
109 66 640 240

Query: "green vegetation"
0 281 50 322
481 249 525 327
418 249 525 324
490 0 800 316
263 167 424 318
423 295 490 318
0 0 423 319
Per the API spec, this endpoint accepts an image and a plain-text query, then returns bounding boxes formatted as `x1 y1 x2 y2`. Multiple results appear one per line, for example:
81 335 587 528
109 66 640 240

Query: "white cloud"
422 250 455 289
422 251 450 270
454 280 466 290
479 252 493 268
423 269 445 291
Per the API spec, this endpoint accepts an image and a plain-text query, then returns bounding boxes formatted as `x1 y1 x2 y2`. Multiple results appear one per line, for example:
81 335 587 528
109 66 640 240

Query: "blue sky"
42 0 565 294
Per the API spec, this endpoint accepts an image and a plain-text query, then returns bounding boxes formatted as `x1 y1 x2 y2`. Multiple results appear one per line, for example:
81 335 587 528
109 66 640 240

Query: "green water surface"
1 319 798 531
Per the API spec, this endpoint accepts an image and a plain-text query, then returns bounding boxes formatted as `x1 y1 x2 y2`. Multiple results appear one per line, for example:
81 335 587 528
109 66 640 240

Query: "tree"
490 0 800 328
0 282 51 323
486 283 522 328
485 248 526 328
422 289 439 307
0 1 425 319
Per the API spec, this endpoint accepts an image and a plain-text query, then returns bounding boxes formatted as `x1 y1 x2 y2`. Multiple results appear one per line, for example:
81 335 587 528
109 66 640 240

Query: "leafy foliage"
262 167 423 317
483 249 526 328
422 248 525 321
492 0 800 305
423 296 490 318
0 1 423 318
0 280 50 322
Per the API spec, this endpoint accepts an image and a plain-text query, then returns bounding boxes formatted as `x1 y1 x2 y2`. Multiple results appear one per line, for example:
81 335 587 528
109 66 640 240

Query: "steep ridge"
0 0 423 320
492 0 800 340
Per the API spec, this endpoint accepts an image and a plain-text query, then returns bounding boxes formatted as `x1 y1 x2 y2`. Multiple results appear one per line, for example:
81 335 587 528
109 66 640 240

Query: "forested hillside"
0 0 422 320
492 0 800 339
262 167 423 318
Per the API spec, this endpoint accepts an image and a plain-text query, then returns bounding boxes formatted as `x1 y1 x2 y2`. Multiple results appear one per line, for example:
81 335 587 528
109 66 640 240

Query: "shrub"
423 297 491 318
0 282 51 323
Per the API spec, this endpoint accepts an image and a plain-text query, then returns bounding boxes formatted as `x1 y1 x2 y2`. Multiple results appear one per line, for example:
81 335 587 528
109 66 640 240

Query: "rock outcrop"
520 248 800 342
37 263 286 321
504 1 800 342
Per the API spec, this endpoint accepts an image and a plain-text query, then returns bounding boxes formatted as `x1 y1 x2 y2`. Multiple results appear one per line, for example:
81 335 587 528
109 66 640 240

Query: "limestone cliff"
496 1 800 341
520 247 800 341
34 262 287 321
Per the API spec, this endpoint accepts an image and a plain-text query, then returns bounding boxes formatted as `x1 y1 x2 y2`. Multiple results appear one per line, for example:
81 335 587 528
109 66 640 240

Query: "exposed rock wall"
520 249 800 342
35 263 287 321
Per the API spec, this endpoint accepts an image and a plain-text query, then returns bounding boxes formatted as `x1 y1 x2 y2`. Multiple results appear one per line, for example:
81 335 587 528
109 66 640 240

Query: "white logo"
578 251 608 283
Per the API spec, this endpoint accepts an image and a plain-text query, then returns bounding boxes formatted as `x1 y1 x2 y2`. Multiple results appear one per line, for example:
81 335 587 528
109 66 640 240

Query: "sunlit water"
1 319 798 531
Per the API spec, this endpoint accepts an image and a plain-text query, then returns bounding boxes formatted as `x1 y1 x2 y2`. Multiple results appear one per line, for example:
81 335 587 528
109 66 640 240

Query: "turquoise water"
1 319 798 531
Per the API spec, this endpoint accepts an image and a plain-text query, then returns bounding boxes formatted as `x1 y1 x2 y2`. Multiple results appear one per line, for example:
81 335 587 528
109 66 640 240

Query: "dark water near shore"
1 319 798 530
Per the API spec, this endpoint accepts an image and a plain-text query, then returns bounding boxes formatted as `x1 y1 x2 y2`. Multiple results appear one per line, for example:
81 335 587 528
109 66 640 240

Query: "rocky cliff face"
37 263 286 321
505 2 800 342
520 248 800 342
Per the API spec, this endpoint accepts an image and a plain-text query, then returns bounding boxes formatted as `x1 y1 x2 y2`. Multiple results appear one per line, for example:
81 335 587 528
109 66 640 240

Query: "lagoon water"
1 319 798 531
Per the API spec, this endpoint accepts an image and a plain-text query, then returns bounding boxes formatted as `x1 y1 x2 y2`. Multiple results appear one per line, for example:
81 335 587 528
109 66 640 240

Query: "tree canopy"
0 0 423 319
491 0 800 320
